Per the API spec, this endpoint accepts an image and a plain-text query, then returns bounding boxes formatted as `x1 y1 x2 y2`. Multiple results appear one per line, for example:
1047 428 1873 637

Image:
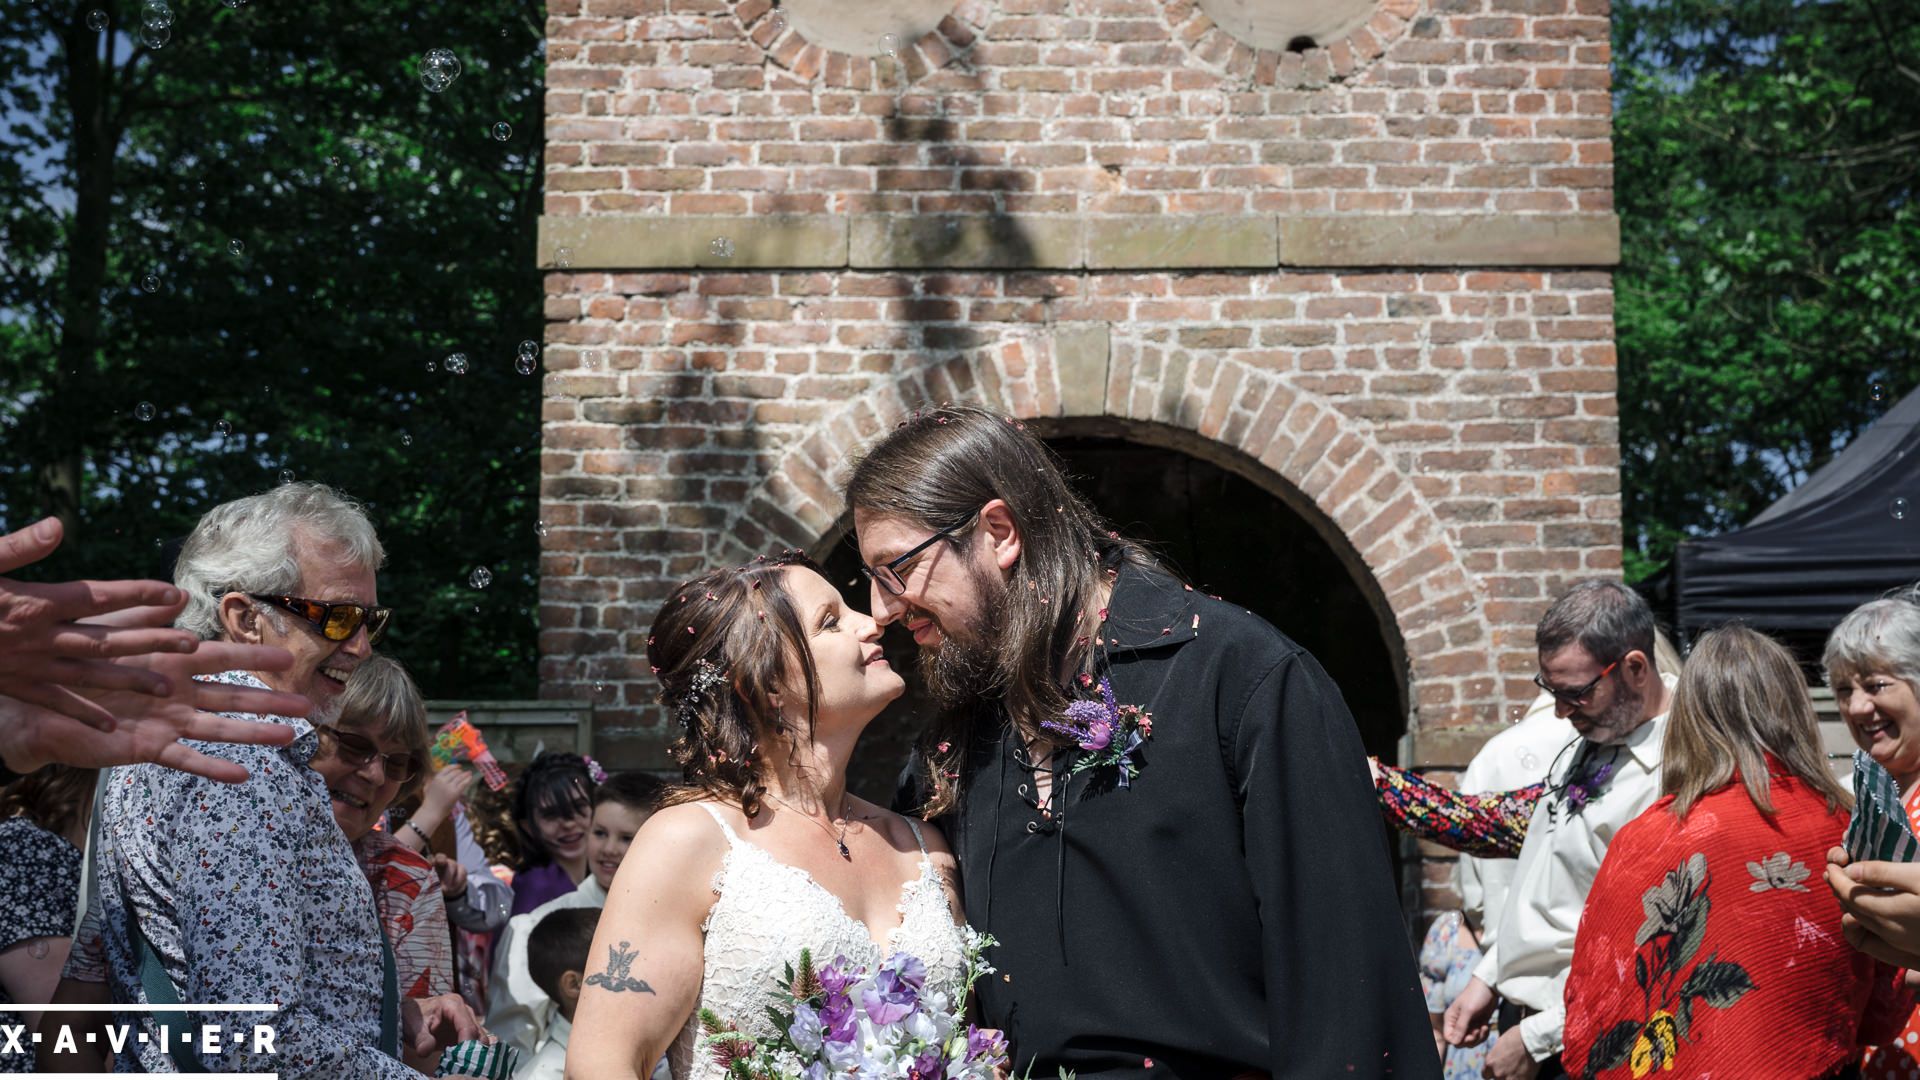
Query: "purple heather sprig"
1042 675 1153 789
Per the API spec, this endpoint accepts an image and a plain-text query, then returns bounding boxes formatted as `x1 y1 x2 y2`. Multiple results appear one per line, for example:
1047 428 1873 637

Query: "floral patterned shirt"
91 670 422 1077
0 816 81 1073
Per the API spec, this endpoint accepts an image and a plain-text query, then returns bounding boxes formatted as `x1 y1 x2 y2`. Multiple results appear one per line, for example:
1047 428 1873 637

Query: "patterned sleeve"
164 767 422 1078
1372 760 1540 859
365 841 457 1000
0 823 80 950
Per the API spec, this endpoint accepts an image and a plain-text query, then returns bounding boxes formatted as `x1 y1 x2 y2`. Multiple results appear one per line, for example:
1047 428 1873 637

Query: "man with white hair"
85 482 485 1076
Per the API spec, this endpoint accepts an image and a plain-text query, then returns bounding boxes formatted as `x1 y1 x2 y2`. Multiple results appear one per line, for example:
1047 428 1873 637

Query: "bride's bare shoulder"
635 800 735 859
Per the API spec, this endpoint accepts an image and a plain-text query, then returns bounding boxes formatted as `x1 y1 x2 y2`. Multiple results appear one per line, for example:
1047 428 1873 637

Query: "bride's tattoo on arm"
584 940 657 994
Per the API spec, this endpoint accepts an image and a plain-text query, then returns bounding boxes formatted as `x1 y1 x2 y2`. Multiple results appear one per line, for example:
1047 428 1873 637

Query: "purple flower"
788 1001 825 1056
908 1049 945 1080
861 957 924 1026
818 992 858 1045
962 1024 1009 1067
817 955 859 996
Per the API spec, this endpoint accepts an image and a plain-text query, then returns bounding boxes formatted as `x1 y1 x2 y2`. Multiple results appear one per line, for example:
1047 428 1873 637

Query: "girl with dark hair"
566 552 971 1080
508 753 596 916
0 764 94 1072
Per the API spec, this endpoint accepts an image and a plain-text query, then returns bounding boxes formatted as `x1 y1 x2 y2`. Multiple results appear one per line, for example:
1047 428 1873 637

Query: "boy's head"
586 771 667 891
528 907 602 1023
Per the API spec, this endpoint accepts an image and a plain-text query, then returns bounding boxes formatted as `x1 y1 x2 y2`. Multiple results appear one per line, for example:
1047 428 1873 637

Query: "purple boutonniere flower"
1042 675 1153 790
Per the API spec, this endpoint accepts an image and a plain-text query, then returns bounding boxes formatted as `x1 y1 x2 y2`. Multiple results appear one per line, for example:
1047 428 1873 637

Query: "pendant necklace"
767 790 853 859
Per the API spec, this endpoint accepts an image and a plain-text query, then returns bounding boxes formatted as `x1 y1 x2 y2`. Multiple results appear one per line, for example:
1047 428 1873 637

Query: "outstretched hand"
0 641 309 783
0 517 203 729
1826 844 1920 969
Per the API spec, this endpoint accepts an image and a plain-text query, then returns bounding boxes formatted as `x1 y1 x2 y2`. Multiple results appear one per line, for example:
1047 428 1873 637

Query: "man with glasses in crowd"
79 482 486 1077
847 405 1438 1080
1443 580 1677 1080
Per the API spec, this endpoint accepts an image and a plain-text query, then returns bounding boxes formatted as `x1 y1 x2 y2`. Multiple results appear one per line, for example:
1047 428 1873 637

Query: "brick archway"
716 329 1500 737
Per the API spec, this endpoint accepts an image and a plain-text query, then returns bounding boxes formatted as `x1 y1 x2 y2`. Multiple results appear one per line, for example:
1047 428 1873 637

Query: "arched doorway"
819 431 1409 805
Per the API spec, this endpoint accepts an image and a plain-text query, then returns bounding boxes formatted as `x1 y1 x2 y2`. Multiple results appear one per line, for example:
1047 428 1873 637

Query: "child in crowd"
521 907 599 1080
509 752 600 916
489 770 666 1060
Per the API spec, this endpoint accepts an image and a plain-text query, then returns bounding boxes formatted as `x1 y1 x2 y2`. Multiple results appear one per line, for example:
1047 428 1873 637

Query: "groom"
850 405 1437 1079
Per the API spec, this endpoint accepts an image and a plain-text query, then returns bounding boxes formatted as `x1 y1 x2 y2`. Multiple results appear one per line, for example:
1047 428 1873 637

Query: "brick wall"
537 0 1619 912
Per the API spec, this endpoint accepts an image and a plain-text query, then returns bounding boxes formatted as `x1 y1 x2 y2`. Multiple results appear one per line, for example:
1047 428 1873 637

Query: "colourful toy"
432 711 511 791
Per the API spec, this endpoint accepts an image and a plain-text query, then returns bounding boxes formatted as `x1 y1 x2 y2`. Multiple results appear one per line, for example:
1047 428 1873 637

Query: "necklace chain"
765 790 853 859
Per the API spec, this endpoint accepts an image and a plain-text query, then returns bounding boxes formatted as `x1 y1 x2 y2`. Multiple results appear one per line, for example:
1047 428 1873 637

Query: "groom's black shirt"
929 562 1438 1079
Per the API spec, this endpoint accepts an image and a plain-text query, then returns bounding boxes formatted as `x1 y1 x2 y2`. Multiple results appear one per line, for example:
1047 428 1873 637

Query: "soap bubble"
1894 497 1910 521
555 246 573 269
515 355 537 375
135 401 156 421
534 520 550 539
425 360 437 372
420 48 461 93
141 1 173 30
278 469 296 485
142 273 161 293
445 352 469 374
710 236 735 258
1872 382 1889 403
518 339 540 360
139 22 169 47
86 9 108 31
399 430 413 447
881 32 897 56
227 239 245 255
213 419 233 438
468 566 494 589
492 121 512 142
222 0 244 8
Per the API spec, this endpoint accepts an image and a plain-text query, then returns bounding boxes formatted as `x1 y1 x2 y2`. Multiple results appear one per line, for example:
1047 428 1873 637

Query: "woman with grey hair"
1822 588 1920 1079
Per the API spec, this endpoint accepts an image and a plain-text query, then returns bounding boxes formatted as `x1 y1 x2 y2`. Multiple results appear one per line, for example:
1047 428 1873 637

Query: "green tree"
1616 0 1920 582
0 0 546 697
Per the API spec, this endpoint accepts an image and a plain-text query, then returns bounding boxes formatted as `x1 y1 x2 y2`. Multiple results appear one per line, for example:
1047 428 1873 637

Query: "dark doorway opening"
821 436 1408 807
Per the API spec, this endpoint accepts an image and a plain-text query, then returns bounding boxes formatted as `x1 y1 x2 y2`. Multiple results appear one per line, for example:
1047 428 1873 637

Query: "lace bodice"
670 804 970 1080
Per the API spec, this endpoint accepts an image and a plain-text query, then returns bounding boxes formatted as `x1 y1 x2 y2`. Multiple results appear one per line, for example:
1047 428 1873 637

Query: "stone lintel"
1085 215 1278 269
537 213 1620 270
1280 214 1620 267
849 215 1084 269
1403 727 1501 770
537 215 848 269
1051 324 1112 416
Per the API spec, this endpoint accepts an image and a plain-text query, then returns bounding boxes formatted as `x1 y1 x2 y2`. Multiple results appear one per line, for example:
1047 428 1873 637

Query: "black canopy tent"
1674 387 1920 640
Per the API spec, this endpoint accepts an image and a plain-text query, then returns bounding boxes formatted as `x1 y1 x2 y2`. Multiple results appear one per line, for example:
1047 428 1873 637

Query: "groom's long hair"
845 404 1155 817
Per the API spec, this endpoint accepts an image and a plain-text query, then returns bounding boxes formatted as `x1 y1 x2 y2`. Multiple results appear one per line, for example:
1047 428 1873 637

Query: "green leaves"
1617 0 1920 582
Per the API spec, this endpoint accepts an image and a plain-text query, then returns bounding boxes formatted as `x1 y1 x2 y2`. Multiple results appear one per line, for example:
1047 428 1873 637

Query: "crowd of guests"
1374 581 1920 1079
0 485 669 1077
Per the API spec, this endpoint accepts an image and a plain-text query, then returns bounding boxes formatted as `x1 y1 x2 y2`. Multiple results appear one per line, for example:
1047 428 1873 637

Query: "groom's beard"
918 563 1009 708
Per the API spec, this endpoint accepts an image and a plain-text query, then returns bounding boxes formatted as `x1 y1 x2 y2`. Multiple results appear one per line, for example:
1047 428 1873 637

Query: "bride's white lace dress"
669 803 971 1080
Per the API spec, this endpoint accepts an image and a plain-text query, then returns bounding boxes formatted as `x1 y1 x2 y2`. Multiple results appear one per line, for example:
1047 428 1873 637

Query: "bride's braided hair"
646 551 822 817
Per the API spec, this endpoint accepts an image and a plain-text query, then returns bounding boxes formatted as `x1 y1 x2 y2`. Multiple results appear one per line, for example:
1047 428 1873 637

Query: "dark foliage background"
0 0 546 698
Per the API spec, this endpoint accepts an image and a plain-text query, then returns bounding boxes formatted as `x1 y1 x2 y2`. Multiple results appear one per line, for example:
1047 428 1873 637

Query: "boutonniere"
1042 674 1153 789
1555 742 1620 818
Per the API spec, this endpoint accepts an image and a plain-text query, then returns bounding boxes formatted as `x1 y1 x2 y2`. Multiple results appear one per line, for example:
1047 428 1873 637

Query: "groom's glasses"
860 513 978 596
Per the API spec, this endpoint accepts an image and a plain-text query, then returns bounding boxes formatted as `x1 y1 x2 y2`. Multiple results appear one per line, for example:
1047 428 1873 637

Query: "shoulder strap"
904 817 928 854
125 903 208 1073
694 801 743 844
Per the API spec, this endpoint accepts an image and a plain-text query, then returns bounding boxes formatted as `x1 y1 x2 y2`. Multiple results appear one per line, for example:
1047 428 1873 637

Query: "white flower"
1636 851 1708 947
1747 851 1811 892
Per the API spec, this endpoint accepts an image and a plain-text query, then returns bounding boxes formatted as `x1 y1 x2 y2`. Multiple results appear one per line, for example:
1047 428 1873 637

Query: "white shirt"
1453 691 1576 948
487 877 607 1062
1472 695 1673 1062
521 1013 570 1080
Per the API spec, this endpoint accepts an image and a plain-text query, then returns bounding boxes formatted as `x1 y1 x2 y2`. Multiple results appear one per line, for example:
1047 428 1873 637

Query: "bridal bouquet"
696 927 1010 1080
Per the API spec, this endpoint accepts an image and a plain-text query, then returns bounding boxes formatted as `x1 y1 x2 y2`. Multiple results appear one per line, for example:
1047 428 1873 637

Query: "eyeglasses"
315 725 421 784
858 512 979 596
249 593 391 644
1533 658 1621 706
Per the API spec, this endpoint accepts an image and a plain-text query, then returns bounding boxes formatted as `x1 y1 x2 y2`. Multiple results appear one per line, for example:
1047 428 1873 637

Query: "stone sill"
536 212 1619 272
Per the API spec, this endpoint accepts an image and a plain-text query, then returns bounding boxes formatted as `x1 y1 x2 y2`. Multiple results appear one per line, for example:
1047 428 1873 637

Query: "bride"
567 553 972 1080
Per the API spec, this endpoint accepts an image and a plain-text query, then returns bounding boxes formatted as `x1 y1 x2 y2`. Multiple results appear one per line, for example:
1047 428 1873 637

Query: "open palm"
0 641 309 783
